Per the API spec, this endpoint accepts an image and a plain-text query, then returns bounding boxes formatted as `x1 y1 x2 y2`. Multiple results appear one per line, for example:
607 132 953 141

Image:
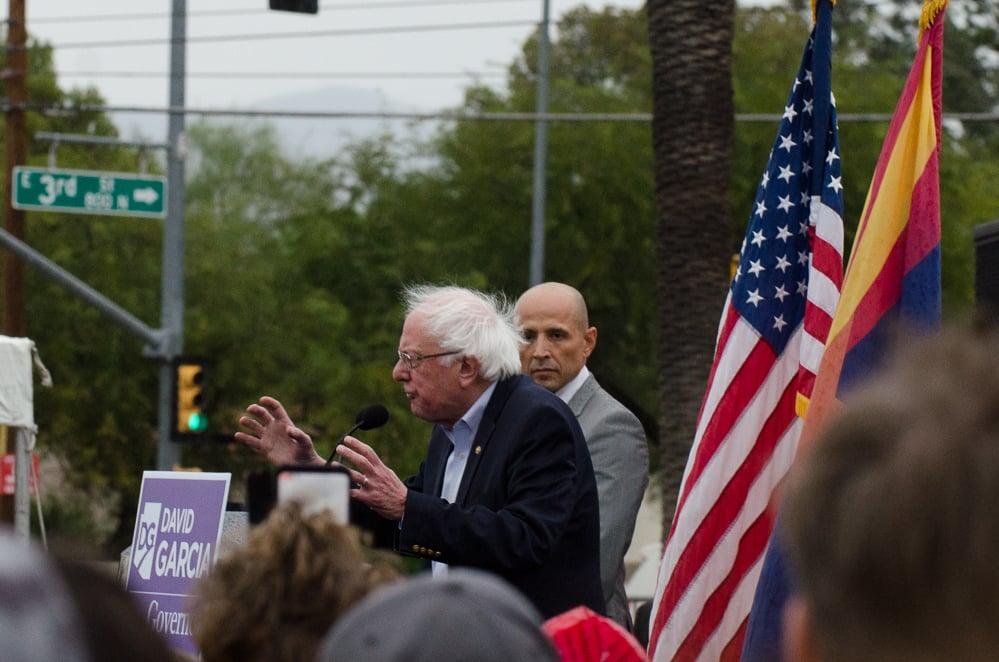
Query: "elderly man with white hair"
236 284 604 618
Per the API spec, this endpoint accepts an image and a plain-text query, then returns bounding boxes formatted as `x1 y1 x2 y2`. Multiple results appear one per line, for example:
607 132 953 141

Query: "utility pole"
3 0 27 337
1 0 27 525
528 0 551 287
157 0 187 470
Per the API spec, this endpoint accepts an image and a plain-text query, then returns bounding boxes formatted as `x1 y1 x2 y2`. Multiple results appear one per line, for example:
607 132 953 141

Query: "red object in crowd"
543 606 649 662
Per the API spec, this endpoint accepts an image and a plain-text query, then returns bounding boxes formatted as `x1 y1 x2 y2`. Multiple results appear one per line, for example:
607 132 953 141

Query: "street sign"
12 166 167 218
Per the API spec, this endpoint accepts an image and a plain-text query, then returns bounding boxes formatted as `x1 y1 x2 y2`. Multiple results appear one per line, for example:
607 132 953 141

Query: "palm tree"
646 0 735 527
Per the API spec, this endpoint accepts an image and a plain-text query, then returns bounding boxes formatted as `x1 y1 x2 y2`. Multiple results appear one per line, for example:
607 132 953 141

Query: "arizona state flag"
742 2 946 659
797 0 945 440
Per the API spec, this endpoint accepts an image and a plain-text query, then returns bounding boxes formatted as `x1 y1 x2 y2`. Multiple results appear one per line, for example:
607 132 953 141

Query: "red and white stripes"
797 196 845 415
649 314 804 661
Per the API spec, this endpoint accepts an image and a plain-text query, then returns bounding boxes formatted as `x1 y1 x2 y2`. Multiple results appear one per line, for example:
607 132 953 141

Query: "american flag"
647 3 843 659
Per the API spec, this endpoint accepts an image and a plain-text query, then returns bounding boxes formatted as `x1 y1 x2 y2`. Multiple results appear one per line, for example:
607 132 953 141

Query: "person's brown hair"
783 326 999 660
192 502 397 662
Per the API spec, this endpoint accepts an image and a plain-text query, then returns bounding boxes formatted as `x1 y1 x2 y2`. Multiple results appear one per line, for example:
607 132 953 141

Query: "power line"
4 100 648 122
13 19 538 51
17 0 538 25
3 100 997 124
48 70 507 80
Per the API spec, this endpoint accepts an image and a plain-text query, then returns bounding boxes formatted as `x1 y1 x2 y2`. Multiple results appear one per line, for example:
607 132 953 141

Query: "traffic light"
175 361 208 437
269 0 318 13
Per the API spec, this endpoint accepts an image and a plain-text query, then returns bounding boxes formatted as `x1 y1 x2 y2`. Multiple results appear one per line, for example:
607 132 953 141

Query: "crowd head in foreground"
0 530 175 662
782 326 999 662
192 502 397 662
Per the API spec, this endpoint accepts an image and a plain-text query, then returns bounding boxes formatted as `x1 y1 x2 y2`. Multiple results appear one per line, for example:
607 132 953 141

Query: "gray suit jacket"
568 374 649 629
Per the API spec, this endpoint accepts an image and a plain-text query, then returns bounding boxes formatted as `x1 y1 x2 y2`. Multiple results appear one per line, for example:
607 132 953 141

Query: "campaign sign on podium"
125 471 231 656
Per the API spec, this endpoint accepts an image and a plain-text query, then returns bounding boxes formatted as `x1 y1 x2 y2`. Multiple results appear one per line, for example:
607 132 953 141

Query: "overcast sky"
24 0 646 113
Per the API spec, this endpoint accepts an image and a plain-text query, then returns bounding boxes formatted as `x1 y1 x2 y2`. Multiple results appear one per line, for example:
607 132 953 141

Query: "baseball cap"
316 569 558 662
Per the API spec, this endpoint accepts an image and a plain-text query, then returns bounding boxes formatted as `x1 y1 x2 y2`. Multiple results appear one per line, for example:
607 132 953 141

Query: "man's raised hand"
334 435 407 520
234 396 323 467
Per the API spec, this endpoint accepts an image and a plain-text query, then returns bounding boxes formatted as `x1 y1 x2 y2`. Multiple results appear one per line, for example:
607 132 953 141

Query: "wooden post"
3 0 28 337
1 0 27 523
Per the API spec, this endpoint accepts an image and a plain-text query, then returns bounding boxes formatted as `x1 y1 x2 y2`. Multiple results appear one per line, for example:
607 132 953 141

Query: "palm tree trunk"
646 0 735 529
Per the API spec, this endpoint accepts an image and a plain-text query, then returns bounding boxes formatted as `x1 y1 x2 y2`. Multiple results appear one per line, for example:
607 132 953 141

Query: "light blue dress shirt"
431 380 497 577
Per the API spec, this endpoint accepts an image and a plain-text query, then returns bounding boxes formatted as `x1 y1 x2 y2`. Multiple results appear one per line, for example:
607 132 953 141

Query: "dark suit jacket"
396 374 604 619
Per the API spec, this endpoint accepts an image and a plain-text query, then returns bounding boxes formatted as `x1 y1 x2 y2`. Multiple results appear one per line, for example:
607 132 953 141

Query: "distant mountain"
112 85 435 161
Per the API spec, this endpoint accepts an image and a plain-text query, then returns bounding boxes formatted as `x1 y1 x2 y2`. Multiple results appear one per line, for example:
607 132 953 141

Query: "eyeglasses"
396 349 460 370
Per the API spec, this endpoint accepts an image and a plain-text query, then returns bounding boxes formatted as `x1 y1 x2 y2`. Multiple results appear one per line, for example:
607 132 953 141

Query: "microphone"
325 404 390 467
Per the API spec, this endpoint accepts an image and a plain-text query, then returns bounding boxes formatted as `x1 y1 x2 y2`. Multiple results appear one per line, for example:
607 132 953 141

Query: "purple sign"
125 471 231 657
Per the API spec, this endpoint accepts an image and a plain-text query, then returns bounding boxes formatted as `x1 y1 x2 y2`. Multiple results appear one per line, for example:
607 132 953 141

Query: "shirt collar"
444 380 498 443
556 364 591 403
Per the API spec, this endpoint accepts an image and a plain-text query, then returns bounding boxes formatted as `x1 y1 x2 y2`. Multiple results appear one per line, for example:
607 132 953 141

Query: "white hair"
402 284 523 381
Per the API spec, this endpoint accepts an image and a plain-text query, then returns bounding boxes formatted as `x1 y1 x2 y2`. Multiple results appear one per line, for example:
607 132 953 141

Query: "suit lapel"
455 375 520 505
425 426 452 497
567 373 599 417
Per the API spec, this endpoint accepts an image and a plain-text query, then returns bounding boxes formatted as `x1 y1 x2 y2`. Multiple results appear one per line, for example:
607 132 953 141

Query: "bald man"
515 283 649 629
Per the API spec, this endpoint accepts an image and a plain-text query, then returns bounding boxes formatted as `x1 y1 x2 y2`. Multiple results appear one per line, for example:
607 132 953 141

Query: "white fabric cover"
0 336 36 427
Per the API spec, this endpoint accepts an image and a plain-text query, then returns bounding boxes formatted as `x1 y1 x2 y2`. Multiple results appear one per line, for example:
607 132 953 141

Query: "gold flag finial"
918 0 949 38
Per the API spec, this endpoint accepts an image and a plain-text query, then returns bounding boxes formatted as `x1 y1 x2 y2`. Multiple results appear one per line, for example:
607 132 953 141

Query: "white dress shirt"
555 364 591 404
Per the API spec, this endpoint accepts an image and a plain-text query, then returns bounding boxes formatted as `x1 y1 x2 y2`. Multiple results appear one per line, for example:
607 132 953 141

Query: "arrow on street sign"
133 187 160 205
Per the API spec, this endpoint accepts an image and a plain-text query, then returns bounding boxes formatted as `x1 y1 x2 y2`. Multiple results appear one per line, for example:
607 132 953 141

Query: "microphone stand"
325 422 362 467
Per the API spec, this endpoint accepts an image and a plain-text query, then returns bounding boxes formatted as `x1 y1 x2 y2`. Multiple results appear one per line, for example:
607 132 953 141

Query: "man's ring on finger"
362 475 369 488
